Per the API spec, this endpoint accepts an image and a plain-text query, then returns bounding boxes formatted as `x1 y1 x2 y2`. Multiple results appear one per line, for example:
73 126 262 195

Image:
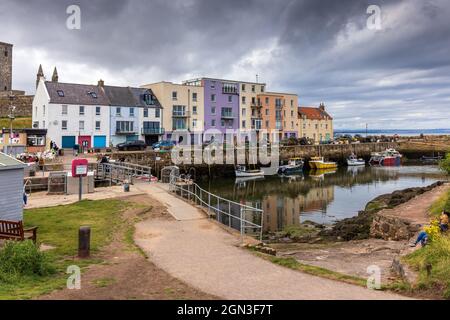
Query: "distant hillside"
0 117 32 129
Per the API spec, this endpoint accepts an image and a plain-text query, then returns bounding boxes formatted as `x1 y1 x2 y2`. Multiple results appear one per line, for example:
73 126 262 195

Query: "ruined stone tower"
0 41 13 93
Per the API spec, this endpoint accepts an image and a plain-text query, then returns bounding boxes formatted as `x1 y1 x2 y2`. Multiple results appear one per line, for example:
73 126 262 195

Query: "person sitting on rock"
439 211 449 232
410 230 428 247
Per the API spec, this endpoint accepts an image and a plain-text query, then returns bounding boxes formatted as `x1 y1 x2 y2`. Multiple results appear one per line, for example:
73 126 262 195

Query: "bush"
0 240 55 283
439 153 450 175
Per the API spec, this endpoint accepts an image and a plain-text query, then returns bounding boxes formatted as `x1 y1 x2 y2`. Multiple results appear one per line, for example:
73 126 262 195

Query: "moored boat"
347 153 365 166
235 165 264 178
369 148 402 166
309 156 338 169
278 158 304 175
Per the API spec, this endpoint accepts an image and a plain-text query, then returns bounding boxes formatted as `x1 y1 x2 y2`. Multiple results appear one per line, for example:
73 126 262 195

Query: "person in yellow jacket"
439 211 449 232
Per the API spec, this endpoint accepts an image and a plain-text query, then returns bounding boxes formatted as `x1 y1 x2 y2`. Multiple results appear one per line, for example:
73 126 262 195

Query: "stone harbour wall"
370 213 421 241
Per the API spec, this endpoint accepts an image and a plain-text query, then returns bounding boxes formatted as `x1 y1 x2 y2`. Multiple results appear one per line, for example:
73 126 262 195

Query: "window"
211 106 216 115
116 121 134 132
211 81 216 89
79 121 84 130
291 121 294 128
265 120 269 128
43 105 45 116
193 106 197 115
265 109 269 115
61 120 67 130
88 91 97 99
223 83 237 94
291 110 294 117
315 124 318 129
172 91 177 100
192 119 197 128
265 97 269 104
326 124 328 129
95 121 101 130
27 135 45 146
172 105 185 116
143 108 148 118
57 90 64 97
242 120 246 128
291 100 293 107
62 105 68 115
130 107 135 117
4 49 8 57
155 108 160 118
228 95 232 103
242 108 246 116
211 119 216 127
211 94 216 102
79 106 85 115
96 106 101 116
192 92 197 101
221 107 233 117
116 107 121 116
251 97 256 105
221 119 225 127
241 84 246 91
261 86 265 92
252 85 255 92
242 96 246 104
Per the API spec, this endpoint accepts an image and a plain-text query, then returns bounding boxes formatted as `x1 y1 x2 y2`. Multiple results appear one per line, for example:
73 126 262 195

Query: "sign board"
72 159 89 177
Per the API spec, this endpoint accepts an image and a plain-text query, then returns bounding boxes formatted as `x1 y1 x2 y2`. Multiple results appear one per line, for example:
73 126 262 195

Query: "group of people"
411 210 449 247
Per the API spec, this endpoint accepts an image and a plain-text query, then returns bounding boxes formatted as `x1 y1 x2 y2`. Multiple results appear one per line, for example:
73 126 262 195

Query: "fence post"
228 202 231 228
240 208 244 244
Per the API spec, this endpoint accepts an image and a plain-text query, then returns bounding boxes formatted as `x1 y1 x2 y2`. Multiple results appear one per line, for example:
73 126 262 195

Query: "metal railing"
141 127 165 135
97 162 152 184
168 172 263 240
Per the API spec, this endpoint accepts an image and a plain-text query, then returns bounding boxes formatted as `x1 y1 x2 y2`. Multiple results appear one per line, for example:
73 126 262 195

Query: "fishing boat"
369 148 402 166
309 156 338 170
278 158 304 175
235 165 264 178
347 153 365 166
420 154 443 163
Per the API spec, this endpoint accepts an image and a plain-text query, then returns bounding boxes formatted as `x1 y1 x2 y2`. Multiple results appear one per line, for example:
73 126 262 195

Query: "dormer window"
88 91 97 98
143 94 154 105
57 90 64 97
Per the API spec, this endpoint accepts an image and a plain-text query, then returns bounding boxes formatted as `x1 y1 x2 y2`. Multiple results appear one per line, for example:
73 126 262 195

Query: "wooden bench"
0 220 38 243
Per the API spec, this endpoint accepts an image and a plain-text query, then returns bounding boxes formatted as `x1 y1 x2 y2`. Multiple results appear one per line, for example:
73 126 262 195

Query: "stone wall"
370 214 421 241
0 94 33 117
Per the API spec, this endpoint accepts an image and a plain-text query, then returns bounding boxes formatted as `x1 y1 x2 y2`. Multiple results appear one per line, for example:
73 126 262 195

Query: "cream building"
238 81 266 132
142 81 204 140
298 103 333 143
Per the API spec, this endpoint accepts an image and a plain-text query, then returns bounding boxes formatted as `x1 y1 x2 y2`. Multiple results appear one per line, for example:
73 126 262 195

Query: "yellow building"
142 81 204 140
298 103 333 143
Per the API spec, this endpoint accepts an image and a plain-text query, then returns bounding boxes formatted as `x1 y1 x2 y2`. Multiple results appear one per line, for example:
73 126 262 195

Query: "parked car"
152 140 176 150
116 140 147 151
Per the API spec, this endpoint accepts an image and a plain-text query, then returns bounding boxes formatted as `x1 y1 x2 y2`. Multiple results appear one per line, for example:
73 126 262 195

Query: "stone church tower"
0 41 13 93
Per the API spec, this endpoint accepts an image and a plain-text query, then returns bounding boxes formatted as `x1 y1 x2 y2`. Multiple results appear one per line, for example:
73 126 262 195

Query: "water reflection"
198 165 446 232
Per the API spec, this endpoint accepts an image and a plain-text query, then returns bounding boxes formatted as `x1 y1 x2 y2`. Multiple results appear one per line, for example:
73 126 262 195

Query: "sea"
334 129 450 137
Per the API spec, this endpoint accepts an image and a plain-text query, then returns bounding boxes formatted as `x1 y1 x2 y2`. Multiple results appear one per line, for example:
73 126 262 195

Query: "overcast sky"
2 0 449 129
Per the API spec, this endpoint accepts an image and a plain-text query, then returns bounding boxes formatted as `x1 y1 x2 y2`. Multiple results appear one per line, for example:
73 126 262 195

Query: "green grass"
429 190 450 217
0 199 128 300
403 235 450 299
0 117 32 129
254 253 367 287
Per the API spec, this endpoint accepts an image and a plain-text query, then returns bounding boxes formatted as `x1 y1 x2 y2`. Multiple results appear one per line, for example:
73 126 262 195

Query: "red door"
78 136 92 149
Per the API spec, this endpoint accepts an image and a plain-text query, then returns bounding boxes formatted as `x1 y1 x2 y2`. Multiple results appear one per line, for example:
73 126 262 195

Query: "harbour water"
198 165 447 232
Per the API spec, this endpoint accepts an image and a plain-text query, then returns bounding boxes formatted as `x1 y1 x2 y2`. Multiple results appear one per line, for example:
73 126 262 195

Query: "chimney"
36 64 44 89
319 102 325 111
52 67 59 82
98 79 104 87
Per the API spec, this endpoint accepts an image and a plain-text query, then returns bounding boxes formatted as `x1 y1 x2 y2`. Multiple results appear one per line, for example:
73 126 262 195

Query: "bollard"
78 226 91 258
123 180 130 192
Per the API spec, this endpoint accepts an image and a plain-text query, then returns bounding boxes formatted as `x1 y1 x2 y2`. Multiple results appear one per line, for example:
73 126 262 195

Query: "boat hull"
235 170 265 178
309 161 338 169
278 165 303 175
347 159 365 166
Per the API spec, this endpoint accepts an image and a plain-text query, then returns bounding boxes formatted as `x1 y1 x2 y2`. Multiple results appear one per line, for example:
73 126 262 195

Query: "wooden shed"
0 152 26 221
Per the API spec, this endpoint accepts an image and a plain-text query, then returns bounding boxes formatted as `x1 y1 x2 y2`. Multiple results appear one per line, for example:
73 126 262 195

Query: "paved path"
134 183 410 300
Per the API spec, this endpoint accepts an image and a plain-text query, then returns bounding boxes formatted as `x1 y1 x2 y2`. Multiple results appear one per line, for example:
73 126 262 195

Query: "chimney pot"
98 79 104 87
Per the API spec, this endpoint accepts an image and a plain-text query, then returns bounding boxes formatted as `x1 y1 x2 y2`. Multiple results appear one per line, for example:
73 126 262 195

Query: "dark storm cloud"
1 0 449 129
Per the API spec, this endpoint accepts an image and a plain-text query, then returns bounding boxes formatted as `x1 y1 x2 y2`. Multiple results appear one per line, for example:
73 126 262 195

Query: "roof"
183 77 266 86
128 87 162 108
0 152 26 171
103 86 136 107
0 41 13 47
45 81 110 106
298 106 333 120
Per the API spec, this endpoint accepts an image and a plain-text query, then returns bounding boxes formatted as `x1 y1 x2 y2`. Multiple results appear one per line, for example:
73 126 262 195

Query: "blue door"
93 136 106 148
61 136 76 148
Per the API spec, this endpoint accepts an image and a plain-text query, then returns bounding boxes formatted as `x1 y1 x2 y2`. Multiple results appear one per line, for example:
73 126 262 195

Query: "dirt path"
377 183 450 225
134 184 411 300
39 195 216 300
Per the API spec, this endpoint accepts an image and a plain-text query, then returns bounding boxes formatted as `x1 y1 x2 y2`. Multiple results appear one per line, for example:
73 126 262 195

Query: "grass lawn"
0 199 128 300
0 117 32 129
403 189 450 299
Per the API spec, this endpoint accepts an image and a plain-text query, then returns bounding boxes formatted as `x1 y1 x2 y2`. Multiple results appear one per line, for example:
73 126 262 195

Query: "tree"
439 153 450 174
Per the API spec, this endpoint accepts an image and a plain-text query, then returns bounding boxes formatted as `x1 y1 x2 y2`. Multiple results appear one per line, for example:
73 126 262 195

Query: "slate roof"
0 152 26 171
103 85 137 107
298 106 333 120
129 87 162 108
45 81 110 106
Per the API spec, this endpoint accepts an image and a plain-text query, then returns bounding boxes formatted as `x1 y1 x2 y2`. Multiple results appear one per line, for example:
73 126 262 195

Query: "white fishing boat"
347 154 365 166
235 165 264 178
